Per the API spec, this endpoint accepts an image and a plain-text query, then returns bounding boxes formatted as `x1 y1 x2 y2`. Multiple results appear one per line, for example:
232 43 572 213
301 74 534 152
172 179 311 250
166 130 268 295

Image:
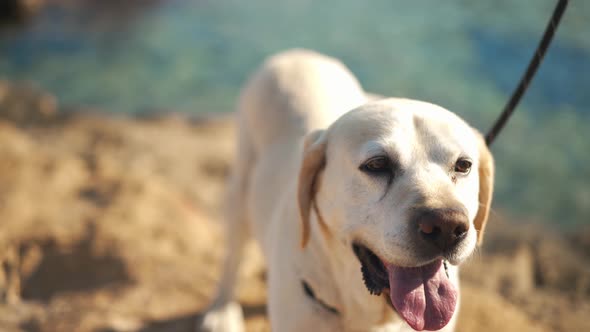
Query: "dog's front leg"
196 133 254 332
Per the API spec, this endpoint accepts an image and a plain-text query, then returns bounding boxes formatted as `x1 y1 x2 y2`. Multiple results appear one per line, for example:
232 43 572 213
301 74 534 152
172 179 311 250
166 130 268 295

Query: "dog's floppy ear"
473 132 495 245
298 129 327 248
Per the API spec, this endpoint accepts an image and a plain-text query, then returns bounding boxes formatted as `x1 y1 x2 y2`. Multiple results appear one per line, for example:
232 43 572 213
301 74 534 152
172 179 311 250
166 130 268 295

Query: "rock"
0 81 58 126
0 0 44 24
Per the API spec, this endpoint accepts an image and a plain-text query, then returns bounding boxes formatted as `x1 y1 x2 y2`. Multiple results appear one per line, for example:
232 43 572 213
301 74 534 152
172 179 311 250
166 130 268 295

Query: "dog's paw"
195 301 245 332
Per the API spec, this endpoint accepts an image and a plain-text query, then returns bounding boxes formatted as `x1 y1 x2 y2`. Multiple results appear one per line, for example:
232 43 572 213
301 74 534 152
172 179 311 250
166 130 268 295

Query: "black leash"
301 280 341 315
485 0 568 146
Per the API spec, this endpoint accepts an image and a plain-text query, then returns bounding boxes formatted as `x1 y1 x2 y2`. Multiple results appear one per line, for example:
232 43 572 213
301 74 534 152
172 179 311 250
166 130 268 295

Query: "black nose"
413 208 469 251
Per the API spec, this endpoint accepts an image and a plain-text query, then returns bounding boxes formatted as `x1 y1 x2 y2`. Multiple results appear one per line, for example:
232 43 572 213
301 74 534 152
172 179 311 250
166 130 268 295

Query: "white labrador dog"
198 49 494 332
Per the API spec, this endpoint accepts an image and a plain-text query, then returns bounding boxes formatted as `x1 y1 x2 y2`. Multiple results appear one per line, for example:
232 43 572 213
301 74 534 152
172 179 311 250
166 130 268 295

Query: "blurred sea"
0 0 588 226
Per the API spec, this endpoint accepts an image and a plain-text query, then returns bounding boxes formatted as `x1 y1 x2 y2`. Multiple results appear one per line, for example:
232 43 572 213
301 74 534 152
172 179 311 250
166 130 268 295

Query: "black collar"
301 280 340 315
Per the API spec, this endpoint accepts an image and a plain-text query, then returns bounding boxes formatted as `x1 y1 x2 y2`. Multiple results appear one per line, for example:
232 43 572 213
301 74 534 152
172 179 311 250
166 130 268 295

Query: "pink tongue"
386 260 457 331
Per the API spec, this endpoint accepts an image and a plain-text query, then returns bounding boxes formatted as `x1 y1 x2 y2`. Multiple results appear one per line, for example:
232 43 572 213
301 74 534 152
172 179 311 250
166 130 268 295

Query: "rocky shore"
0 81 588 331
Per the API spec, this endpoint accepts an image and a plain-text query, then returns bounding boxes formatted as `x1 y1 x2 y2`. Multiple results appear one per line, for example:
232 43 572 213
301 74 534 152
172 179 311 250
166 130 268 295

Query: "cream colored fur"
197 49 493 332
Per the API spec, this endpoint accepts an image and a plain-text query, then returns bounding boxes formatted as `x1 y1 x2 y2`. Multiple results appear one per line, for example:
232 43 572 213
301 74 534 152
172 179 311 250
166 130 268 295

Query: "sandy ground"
0 81 589 332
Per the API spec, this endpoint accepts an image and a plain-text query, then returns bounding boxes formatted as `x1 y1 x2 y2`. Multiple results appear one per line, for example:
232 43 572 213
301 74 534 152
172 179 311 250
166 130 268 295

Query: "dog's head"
298 98 494 331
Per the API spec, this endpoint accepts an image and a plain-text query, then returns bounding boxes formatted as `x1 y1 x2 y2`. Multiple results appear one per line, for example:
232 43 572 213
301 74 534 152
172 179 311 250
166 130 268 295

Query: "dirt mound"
459 219 590 332
0 82 588 331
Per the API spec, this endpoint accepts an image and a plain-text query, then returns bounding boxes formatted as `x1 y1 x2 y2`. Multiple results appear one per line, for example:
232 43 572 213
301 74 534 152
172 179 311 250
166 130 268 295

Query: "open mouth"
352 243 458 331
352 244 390 295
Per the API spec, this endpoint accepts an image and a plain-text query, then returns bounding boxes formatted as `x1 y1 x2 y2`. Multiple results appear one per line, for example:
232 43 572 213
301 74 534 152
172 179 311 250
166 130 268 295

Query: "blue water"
1 1 587 116
0 0 589 226
470 27 590 115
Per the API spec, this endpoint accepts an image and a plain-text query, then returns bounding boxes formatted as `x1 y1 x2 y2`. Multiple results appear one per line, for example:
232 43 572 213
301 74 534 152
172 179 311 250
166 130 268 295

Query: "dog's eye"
360 156 392 174
454 158 472 174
